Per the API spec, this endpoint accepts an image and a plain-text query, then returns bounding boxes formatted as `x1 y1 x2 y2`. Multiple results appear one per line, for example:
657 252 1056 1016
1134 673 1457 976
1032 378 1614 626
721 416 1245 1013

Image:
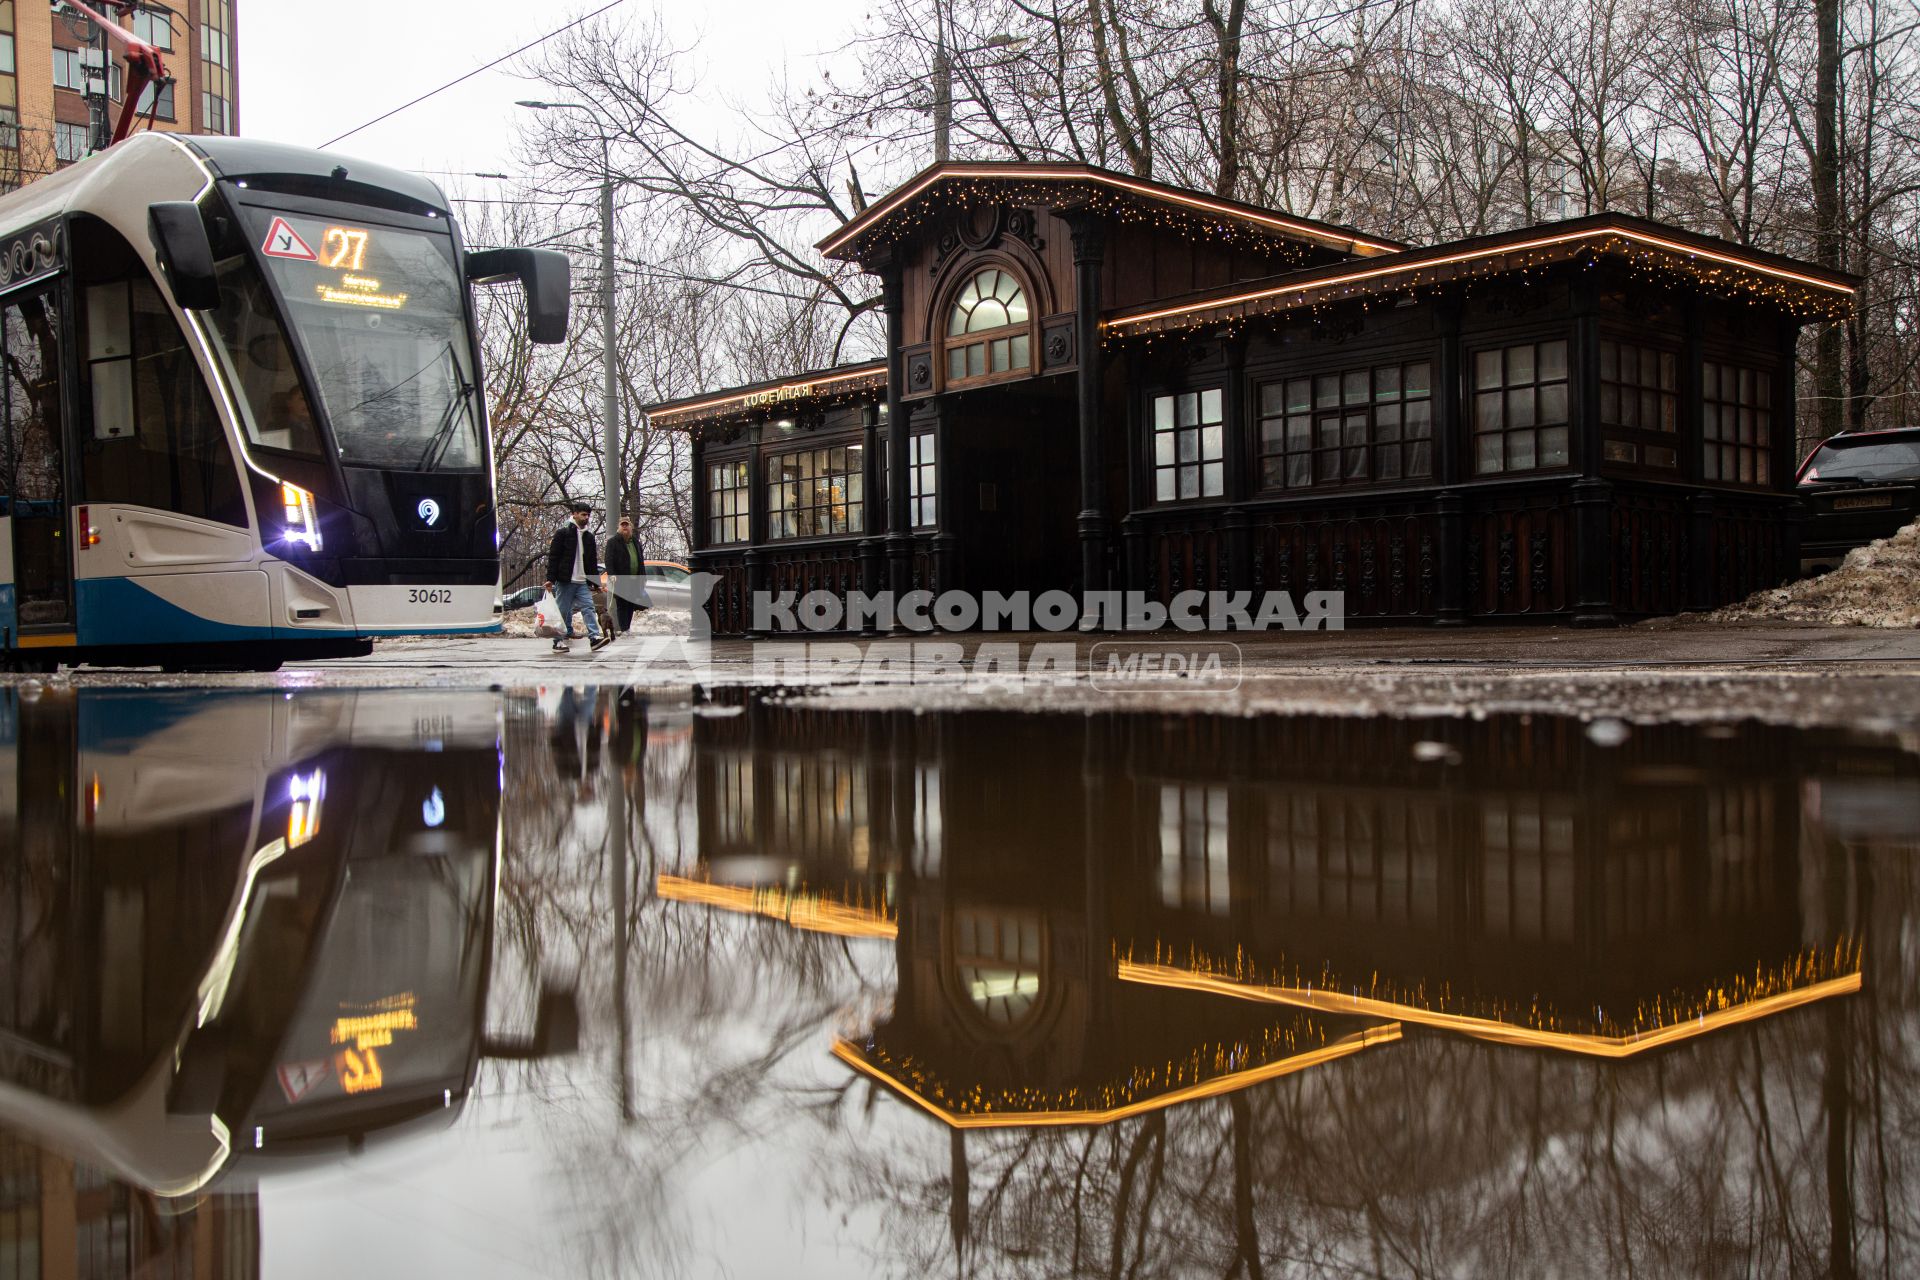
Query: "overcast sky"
242 0 871 194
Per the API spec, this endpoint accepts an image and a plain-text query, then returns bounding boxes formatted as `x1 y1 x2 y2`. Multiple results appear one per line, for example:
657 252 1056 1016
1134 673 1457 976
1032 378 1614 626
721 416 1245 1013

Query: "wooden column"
1222 334 1253 603
881 258 914 602
859 403 884 632
1574 273 1605 478
1570 477 1618 626
1570 278 1617 626
1067 211 1110 605
1688 491 1719 610
743 421 769 635
1433 297 1467 625
929 395 957 596
1774 318 1806 583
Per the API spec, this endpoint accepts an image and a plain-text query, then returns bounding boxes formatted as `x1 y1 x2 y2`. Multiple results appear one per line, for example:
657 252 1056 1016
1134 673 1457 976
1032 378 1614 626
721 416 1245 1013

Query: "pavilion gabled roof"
817 162 1406 263
1103 211 1858 337
644 359 886 432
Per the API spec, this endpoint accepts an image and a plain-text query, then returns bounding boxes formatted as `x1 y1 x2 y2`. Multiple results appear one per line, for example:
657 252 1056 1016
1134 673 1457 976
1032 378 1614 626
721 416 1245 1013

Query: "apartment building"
0 0 236 189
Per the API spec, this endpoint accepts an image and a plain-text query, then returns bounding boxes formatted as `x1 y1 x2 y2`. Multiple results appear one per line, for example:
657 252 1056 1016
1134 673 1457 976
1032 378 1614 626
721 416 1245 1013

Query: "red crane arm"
58 1 169 146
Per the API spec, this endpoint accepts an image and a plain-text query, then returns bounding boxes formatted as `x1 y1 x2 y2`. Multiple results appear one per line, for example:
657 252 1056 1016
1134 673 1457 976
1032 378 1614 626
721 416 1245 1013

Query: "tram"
0 132 568 670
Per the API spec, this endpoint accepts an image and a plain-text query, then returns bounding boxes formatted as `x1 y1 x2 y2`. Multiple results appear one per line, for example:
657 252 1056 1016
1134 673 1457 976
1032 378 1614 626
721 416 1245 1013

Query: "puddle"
2 687 1917 1276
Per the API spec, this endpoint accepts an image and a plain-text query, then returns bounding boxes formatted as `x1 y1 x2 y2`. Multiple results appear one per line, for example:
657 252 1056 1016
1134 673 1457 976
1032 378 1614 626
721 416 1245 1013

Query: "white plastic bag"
533 590 565 639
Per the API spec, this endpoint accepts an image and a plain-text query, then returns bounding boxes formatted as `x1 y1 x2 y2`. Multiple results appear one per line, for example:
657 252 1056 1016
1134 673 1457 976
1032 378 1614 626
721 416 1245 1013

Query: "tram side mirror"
480 985 580 1060
148 201 222 311
466 247 570 345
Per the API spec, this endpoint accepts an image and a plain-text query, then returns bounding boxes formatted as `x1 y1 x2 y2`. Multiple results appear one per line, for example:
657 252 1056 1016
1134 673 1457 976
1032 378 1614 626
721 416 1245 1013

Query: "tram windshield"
245 847 490 1129
229 206 485 472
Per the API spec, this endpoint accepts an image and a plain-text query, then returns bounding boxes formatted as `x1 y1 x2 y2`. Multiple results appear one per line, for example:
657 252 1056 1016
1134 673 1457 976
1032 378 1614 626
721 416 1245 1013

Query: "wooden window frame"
1469 338 1572 476
1598 337 1680 473
1150 388 1226 503
706 458 750 546
942 265 1034 390
1701 359 1773 487
1256 358 1434 493
765 442 865 540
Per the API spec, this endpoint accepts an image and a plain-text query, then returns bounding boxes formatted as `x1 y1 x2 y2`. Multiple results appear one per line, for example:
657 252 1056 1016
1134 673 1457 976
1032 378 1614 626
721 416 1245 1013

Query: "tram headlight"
281 482 322 552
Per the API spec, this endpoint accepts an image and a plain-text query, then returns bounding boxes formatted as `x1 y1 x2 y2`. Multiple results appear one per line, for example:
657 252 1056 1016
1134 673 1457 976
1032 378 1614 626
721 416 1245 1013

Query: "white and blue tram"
0 133 567 670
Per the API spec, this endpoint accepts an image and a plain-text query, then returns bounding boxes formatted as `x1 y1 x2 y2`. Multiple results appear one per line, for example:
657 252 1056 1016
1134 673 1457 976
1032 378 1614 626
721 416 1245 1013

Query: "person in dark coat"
544 501 610 653
603 515 652 635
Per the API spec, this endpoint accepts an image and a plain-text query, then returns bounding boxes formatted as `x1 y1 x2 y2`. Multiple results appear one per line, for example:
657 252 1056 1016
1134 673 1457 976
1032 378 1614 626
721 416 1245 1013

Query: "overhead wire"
317 0 624 148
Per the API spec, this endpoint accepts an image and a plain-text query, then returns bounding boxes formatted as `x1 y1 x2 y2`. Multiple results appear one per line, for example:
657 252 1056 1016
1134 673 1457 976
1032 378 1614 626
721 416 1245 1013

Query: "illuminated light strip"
1115 961 1863 1059
656 874 898 938
153 1116 232 1200
152 134 301 516
649 364 887 424
818 166 1401 257
1107 227 1855 331
830 1023 1402 1129
195 837 290 1027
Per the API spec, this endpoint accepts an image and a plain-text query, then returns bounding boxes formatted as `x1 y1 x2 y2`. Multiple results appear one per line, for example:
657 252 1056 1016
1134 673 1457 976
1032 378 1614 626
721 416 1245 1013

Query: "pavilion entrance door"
946 384 1079 600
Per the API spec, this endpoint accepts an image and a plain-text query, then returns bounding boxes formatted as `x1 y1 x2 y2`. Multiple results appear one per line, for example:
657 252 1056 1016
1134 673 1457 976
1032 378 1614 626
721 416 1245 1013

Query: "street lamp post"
517 100 620 538
929 19 1027 164
933 0 951 163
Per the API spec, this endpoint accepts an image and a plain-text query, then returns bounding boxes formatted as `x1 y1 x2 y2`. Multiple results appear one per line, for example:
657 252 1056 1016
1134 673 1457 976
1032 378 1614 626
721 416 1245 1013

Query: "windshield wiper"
417 389 478 473
414 344 479 473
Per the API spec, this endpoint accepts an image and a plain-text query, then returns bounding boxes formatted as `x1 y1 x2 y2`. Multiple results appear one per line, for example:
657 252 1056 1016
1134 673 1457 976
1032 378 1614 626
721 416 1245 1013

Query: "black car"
1795 427 1920 574
500 584 546 612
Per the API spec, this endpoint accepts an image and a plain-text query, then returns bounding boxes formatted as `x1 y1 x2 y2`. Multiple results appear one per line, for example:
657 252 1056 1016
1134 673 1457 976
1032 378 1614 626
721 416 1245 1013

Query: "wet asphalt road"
10 620 1920 731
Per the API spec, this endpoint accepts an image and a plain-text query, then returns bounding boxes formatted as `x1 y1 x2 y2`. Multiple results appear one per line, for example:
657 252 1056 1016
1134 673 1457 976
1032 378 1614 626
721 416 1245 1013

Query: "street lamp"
517 99 620 538
929 0 1026 163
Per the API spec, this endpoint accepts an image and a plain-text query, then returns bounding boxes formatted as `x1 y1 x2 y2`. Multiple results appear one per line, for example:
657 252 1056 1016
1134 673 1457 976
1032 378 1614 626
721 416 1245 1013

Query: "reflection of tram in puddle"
0 688 573 1208
664 702 1887 1125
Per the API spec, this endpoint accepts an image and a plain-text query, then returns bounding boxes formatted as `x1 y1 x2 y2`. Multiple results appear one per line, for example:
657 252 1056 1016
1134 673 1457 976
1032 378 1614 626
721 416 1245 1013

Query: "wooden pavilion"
648 163 1855 634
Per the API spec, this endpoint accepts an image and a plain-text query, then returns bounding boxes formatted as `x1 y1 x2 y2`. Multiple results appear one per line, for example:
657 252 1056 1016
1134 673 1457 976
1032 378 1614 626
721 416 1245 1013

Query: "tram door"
2 286 73 634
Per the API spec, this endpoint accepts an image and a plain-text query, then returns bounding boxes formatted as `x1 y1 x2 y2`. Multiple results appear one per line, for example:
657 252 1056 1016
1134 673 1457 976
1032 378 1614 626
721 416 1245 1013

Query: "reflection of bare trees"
480 696 1920 1277
824 851 1918 1277
491 687 897 1277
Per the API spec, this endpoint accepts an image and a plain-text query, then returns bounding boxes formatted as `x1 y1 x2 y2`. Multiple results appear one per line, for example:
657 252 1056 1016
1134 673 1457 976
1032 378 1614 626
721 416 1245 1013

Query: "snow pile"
1706 517 1920 627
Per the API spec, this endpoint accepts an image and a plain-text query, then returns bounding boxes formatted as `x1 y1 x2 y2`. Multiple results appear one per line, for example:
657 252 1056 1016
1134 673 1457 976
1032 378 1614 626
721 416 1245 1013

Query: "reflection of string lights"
832 1023 1401 1128
1116 939 1863 1058
656 874 897 938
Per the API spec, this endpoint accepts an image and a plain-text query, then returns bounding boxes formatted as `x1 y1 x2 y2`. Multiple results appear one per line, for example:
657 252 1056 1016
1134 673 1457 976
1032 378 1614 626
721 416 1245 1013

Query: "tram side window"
202 210 324 458
80 275 247 526
1 291 63 509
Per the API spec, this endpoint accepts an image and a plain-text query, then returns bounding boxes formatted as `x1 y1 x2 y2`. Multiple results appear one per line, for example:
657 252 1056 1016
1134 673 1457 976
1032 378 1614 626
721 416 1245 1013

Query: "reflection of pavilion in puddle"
666 701 1872 1125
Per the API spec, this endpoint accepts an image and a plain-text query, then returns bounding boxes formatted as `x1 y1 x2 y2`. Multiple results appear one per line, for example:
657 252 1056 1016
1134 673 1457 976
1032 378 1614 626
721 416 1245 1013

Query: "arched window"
945 267 1031 386
949 906 1043 1030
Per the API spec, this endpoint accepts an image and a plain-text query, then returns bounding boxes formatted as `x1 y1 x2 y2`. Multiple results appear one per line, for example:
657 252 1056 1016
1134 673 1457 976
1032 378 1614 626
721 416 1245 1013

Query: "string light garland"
819 166 1401 261
1115 937 1863 1058
824 177 1343 270
1105 231 1852 347
650 363 887 434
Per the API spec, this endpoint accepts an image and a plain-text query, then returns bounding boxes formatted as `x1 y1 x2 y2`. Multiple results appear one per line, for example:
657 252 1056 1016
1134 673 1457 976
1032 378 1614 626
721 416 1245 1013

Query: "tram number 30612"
407 588 455 605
